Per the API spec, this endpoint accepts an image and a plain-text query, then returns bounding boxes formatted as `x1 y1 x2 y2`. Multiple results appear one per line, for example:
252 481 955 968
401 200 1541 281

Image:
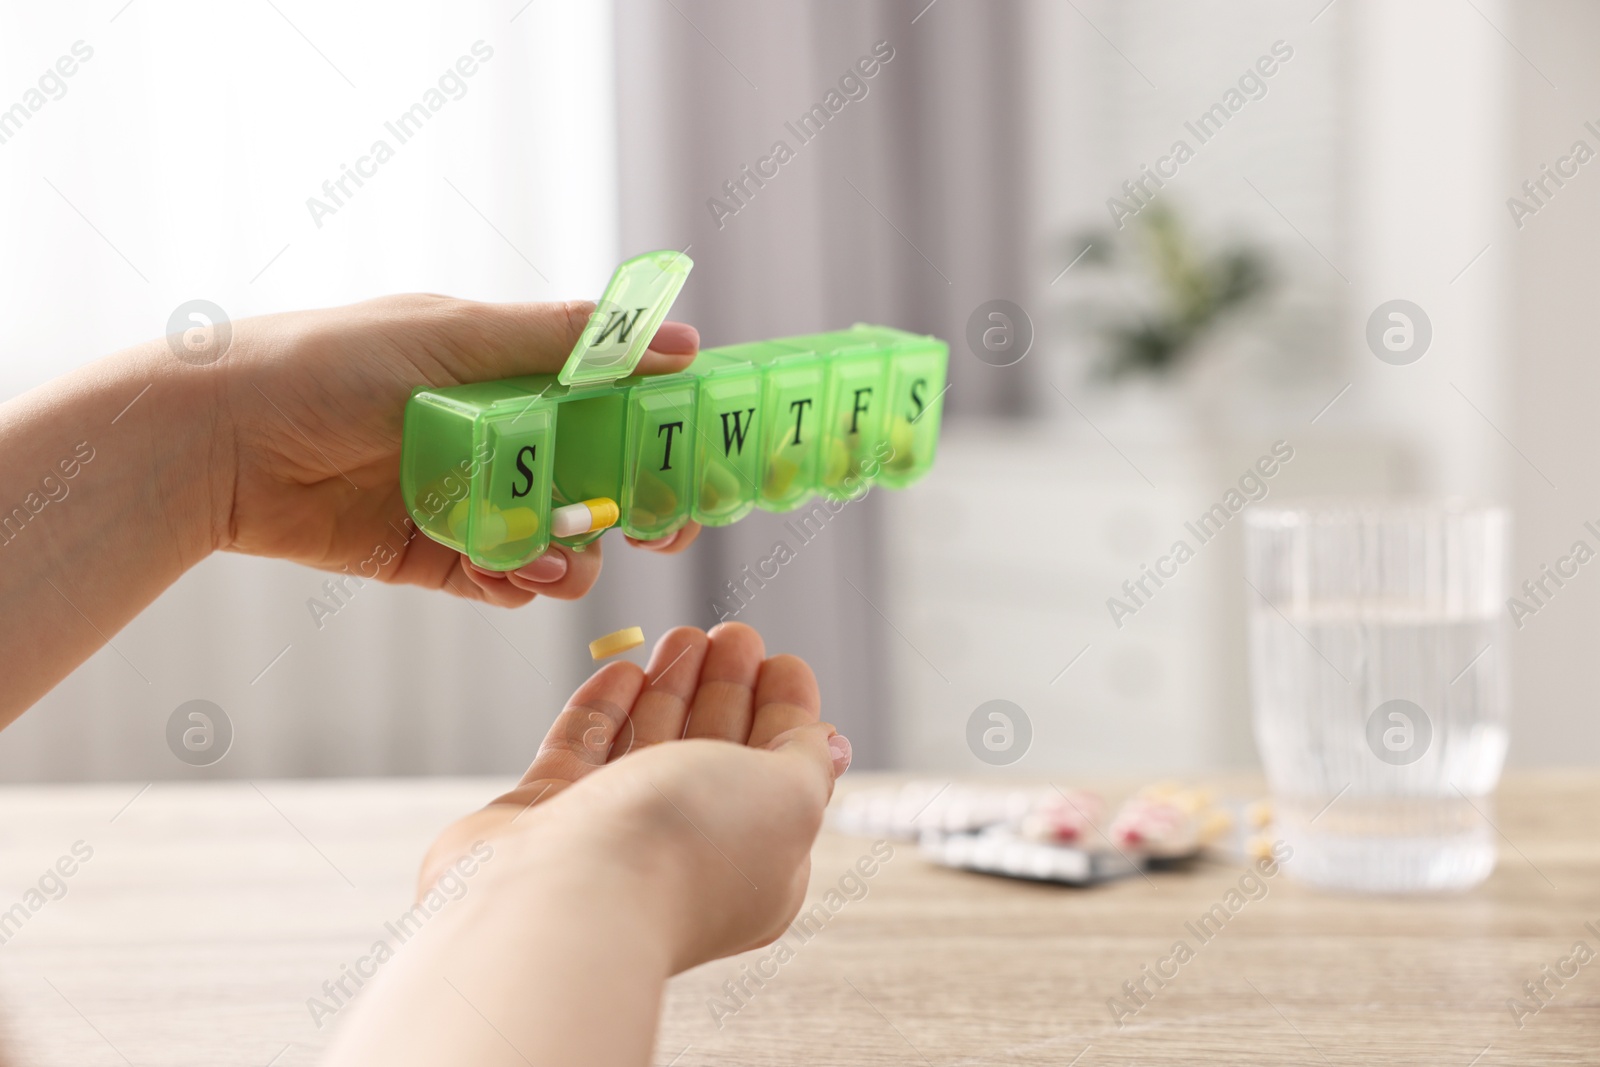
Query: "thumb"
441 299 699 381
766 722 850 806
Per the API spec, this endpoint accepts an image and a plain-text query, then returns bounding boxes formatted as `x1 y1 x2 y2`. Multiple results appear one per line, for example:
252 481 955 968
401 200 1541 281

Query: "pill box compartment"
810 333 891 500
544 384 625 548
400 386 483 554
621 375 698 540
475 400 556 568
685 350 765 526
729 340 825 513
401 376 630 571
878 337 948 488
401 379 565 571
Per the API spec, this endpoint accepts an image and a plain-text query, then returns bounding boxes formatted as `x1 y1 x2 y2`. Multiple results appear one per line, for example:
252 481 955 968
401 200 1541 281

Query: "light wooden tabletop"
0 772 1592 1065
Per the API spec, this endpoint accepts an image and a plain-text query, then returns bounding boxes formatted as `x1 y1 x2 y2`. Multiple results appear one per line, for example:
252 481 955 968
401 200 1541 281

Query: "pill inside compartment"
402 377 559 572
684 348 767 525
620 375 698 540
812 330 892 500
875 331 949 488
400 386 481 553
546 383 628 550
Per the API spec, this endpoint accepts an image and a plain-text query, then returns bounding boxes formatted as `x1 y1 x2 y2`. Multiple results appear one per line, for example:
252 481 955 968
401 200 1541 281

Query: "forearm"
0 341 226 720
324 831 678 1067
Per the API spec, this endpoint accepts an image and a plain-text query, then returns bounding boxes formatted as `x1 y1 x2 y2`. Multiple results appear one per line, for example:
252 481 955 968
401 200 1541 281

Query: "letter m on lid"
591 307 646 347
559 250 693 386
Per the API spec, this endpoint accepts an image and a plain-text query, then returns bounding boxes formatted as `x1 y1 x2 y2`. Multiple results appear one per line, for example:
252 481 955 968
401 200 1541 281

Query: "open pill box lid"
557 249 694 386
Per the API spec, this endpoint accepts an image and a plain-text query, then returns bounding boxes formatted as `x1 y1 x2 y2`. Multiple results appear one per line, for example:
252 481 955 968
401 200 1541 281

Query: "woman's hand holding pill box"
212 292 702 611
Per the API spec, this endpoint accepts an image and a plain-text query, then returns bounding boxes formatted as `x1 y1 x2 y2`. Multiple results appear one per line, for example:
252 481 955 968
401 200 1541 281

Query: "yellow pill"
500 506 541 540
823 438 850 483
447 498 470 541
699 462 742 513
1168 788 1212 816
587 496 620 530
589 626 645 660
1199 809 1233 844
1245 799 1274 829
887 422 915 471
764 454 798 497
629 475 678 526
475 506 542 549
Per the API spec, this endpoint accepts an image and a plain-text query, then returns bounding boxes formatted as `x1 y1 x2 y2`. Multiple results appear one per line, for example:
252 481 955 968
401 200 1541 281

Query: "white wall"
1505 1 1600 763
885 0 1522 775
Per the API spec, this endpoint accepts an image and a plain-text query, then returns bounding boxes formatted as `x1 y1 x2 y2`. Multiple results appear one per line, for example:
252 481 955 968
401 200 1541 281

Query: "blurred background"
2 0 1593 780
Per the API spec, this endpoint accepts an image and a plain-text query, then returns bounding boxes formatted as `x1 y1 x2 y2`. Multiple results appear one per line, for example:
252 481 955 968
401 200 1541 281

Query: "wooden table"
0 773 1593 1065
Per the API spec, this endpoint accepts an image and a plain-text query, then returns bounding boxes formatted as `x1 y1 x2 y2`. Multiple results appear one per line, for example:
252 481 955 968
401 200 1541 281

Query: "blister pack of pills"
921 826 1140 885
833 781 1242 886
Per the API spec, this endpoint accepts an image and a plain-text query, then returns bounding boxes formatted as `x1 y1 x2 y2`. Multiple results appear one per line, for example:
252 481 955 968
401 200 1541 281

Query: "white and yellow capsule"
552 497 620 538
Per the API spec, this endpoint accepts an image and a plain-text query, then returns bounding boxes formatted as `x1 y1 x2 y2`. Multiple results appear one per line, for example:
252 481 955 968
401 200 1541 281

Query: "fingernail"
828 734 852 777
513 550 568 583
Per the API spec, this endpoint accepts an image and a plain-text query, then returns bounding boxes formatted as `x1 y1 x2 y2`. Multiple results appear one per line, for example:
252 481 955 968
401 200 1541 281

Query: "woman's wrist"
134 338 237 561
0 337 231 719
4 337 228 565
427 791 704 969
329 817 681 1067
486 811 693 957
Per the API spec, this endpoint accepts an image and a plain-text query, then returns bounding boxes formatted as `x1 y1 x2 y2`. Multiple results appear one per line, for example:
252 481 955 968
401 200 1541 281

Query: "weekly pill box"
399 250 949 571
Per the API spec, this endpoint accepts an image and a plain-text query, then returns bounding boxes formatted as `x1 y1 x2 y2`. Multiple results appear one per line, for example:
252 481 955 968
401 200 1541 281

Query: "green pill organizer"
399 250 949 571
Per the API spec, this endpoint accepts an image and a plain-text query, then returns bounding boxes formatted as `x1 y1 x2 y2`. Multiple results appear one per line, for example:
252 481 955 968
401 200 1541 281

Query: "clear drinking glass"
1243 501 1510 893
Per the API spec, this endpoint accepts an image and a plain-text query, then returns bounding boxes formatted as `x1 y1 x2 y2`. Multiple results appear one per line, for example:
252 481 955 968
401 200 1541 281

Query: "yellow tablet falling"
589 626 645 661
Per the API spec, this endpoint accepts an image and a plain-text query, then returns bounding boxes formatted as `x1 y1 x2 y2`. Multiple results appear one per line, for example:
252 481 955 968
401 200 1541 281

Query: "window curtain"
606 0 1037 767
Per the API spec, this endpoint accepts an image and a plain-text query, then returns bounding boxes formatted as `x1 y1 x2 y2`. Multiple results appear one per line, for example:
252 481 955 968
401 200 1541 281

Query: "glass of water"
1243 501 1510 892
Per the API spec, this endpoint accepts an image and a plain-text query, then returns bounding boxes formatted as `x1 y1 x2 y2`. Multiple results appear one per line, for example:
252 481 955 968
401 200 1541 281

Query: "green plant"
1071 203 1272 381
